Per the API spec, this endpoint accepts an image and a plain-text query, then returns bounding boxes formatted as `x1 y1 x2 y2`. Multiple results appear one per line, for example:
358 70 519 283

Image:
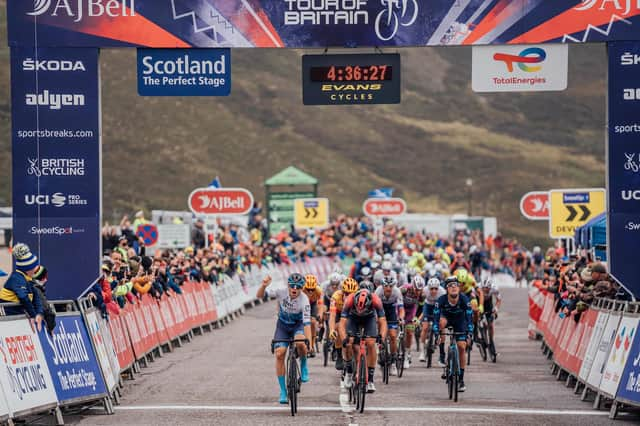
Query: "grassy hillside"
0 5 607 246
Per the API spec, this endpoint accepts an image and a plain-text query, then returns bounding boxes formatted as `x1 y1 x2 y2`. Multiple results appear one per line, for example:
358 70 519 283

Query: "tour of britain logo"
283 0 419 42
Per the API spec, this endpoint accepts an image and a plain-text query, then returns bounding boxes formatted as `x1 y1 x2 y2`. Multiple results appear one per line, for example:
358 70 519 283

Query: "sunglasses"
289 284 303 289
446 283 459 288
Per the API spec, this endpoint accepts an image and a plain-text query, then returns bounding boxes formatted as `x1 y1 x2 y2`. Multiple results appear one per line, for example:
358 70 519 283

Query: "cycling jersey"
267 286 311 327
482 286 502 313
341 292 385 319
375 286 404 326
400 285 425 307
459 275 478 295
330 290 348 314
304 287 323 304
342 292 385 338
321 281 338 299
422 286 446 323
432 293 473 340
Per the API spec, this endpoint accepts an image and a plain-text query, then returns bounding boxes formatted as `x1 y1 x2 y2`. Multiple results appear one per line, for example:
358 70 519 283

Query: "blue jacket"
0 271 45 318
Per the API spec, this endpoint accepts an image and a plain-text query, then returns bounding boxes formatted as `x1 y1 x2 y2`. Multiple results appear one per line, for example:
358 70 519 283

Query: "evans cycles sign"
188 188 254 216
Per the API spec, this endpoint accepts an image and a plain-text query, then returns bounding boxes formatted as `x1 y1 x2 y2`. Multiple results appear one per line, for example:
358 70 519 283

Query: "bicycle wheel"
489 340 497 363
288 355 297 416
358 353 367 413
415 325 421 352
426 331 434 368
447 351 454 400
466 342 471 366
397 345 405 378
478 327 488 362
323 340 329 367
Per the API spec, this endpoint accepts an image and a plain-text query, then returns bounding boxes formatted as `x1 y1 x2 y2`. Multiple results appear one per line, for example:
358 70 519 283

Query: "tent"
574 212 606 261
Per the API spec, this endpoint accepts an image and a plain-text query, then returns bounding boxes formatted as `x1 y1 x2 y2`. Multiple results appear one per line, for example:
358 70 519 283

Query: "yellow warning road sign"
549 188 606 239
294 198 329 229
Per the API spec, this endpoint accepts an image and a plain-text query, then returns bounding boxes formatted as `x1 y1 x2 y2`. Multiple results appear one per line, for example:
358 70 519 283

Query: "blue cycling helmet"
287 273 305 288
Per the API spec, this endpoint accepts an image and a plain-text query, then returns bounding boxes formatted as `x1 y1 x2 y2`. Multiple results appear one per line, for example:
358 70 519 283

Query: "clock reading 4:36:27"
309 65 393 82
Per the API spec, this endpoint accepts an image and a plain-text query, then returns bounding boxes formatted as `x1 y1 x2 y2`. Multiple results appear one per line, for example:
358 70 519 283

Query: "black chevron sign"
565 205 591 222
304 207 318 219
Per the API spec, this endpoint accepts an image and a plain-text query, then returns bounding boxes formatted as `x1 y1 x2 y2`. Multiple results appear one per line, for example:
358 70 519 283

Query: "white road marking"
110 405 619 416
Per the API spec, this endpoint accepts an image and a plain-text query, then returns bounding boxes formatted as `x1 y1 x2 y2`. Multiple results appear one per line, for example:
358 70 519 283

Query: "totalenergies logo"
493 47 546 73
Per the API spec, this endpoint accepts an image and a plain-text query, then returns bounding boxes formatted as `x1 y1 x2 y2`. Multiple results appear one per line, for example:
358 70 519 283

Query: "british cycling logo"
26 0 136 21
27 158 86 177
493 48 546 73
575 0 639 15
282 0 418 42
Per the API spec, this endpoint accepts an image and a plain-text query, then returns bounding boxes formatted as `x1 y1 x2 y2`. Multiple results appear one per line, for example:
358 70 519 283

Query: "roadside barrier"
530 285 640 419
0 257 334 425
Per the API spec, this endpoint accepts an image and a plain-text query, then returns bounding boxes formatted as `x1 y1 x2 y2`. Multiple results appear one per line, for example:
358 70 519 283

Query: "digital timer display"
310 65 393 82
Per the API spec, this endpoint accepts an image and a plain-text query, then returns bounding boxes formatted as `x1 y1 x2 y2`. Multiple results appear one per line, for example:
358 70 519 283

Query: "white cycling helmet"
481 277 493 289
427 277 441 289
329 272 343 285
383 253 393 261
381 260 393 272
412 275 425 290
428 267 437 278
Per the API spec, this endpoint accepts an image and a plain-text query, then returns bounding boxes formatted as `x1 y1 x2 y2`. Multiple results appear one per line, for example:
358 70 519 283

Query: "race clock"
302 53 401 105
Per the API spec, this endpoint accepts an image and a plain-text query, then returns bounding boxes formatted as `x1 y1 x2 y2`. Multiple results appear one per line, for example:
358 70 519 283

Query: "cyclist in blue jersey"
432 275 473 392
257 273 312 404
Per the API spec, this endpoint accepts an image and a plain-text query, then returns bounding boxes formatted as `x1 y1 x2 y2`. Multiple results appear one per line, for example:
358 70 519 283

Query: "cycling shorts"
484 311 495 324
382 303 398 324
439 317 468 342
346 314 378 339
310 302 319 319
404 304 418 323
422 304 435 323
273 319 305 349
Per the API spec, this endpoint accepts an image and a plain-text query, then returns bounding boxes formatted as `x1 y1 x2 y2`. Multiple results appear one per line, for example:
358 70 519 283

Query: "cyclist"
480 277 502 350
400 274 426 369
321 272 343 347
456 268 484 329
328 277 359 370
375 275 405 375
419 277 446 364
433 276 474 392
373 260 397 288
303 274 324 357
256 274 311 404
340 288 388 393
359 279 375 292
358 266 373 283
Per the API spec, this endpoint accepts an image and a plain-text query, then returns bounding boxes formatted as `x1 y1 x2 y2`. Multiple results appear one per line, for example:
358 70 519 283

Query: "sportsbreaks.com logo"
27 0 136 22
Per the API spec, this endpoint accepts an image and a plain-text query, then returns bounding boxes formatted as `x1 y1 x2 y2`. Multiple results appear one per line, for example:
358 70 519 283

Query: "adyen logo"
26 0 136 22
493 47 546 73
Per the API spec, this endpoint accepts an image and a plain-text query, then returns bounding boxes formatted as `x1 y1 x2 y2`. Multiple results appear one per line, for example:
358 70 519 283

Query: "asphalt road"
56 288 638 426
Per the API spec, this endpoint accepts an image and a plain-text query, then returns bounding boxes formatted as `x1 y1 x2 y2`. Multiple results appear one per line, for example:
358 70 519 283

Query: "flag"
209 176 221 188
368 188 394 198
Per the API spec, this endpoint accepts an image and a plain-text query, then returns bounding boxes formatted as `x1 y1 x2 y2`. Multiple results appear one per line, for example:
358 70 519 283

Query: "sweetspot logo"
493 47 547 73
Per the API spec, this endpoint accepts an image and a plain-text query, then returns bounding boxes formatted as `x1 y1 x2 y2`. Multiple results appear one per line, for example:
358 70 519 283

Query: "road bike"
414 321 422 352
422 321 435 368
377 334 392 384
396 324 406 378
476 314 489 362
345 327 371 413
441 328 467 402
271 338 309 416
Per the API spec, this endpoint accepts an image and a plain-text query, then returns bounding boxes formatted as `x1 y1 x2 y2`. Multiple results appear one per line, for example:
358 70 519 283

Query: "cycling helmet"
342 277 359 294
481 277 493 289
353 289 373 316
359 280 374 292
455 268 469 282
328 272 343 285
407 267 417 278
372 254 382 264
412 275 425 290
427 277 441 289
434 263 443 272
287 273 305 288
304 274 318 290
381 261 393 272
428 267 437 278
382 275 398 287
444 276 459 287
360 266 372 280
383 253 393 261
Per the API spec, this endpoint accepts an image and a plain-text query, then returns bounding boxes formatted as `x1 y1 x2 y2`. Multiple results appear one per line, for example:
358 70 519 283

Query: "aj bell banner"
11 47 101 299
608 41 640 299
7 1 640 48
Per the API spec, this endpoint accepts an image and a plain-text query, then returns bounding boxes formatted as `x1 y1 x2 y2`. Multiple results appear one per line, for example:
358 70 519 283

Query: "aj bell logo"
575 0 640 15
27 0 136 22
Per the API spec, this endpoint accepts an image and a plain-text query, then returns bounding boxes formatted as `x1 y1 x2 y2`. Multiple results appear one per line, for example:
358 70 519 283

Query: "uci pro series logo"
26 0 136 22
493 47 546 72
